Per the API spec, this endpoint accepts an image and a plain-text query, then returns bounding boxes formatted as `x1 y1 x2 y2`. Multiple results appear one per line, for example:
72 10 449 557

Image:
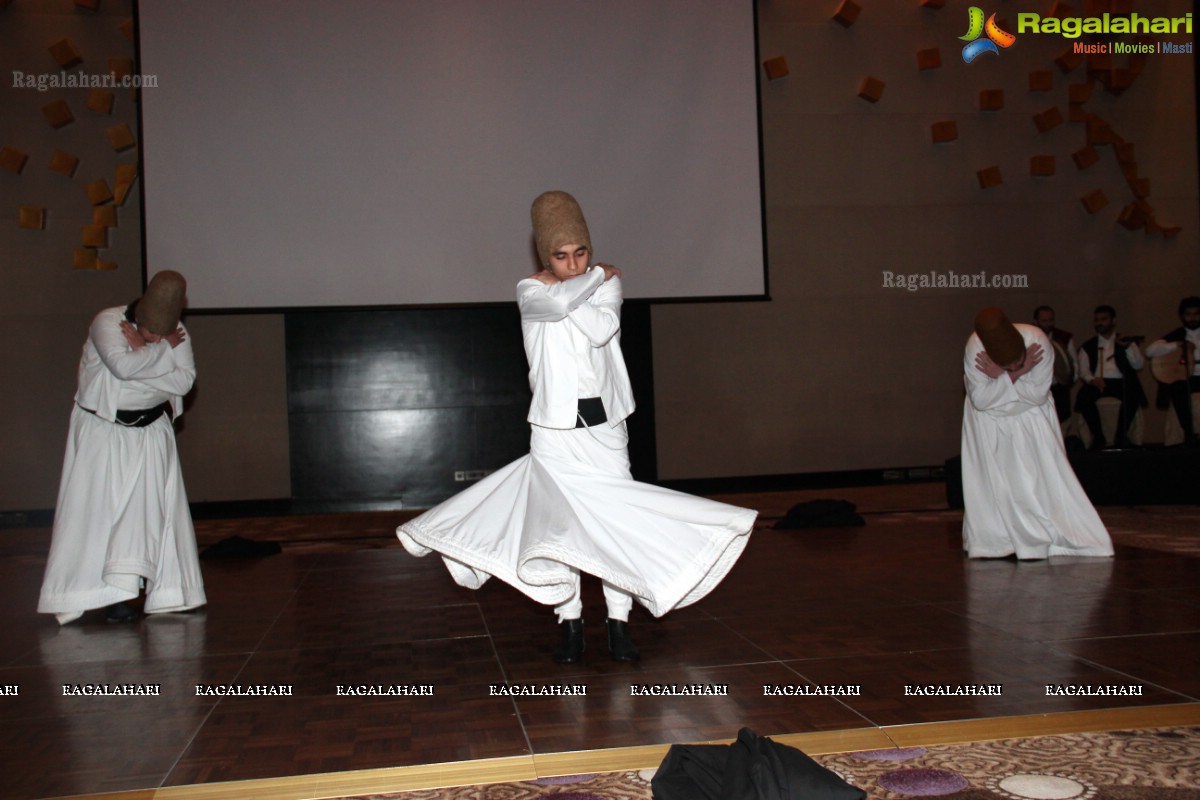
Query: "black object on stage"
651 727 865 800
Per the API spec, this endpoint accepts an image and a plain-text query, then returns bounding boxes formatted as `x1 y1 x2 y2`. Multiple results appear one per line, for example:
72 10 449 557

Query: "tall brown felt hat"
135 270 187 336
531 191 591 266
974 306 1025 366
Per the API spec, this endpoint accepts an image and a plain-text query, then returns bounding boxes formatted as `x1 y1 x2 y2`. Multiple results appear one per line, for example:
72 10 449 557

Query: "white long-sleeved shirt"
516 266 634 429
74 306 196 421
964 325 1054 417
1076 333 1144 382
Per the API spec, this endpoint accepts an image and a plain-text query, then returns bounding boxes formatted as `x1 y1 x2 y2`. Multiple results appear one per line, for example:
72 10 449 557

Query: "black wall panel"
285 304 656 511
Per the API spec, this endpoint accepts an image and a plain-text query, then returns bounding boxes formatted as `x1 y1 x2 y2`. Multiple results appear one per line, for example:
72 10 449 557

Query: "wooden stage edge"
57 703 1200 800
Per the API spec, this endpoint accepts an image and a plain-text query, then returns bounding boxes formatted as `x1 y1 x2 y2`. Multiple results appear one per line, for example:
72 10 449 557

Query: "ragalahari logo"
960 7 1016 63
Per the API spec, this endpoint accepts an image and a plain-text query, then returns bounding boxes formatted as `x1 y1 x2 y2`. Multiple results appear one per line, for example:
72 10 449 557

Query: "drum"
1150 340 1196 385
1051 339 1074 385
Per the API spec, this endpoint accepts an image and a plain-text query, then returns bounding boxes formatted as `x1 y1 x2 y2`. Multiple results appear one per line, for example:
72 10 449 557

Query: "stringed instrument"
1150 340 1196 385
1050 339 1074 385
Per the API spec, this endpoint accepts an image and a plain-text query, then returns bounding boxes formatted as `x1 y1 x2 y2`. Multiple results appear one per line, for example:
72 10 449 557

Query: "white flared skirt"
397 422 756 617
38 406 207 624
962 401 1113 559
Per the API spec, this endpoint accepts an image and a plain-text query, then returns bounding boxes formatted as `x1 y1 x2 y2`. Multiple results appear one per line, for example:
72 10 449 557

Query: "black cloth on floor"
199 535 282 560
773 499 865 530
651 727 866 800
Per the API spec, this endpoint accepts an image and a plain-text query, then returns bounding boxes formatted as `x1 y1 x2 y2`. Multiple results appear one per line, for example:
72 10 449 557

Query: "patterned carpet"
346 726 1200 799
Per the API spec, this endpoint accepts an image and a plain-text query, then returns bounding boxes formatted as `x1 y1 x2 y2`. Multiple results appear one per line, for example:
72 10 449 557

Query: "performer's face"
137 327 164 344
545 243 590 281
1093 312 1115 336
1035 309 1055 333
1182 307 1200 330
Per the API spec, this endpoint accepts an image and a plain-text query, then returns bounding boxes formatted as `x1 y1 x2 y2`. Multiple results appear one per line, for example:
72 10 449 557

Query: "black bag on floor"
651 727 866 800
199 535 282 560
773 499 864 530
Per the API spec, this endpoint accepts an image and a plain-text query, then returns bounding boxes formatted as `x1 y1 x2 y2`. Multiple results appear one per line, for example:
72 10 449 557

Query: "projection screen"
136 0 767 309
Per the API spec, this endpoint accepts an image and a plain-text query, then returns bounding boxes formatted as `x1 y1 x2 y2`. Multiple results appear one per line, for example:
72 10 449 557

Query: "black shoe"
105 602 138 623
606 618 639 662
553 618 585 664
1088 435 1107 452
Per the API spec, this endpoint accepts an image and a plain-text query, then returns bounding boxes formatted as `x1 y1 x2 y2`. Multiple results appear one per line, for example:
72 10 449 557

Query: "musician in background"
1074 305 1146 450
1145 296 1200 446
1034 305 1077 423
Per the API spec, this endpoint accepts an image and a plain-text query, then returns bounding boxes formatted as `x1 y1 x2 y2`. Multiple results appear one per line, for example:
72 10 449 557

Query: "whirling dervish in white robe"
398 193 755 623
961 309 1113 560
39 271 207 624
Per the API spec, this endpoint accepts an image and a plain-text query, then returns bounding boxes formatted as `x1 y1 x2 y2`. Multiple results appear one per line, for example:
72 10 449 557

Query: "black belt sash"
575 397 607 428
80 402 171 428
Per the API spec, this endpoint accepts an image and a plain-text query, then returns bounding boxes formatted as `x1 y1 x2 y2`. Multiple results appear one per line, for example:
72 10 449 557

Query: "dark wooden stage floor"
1 484 1198 800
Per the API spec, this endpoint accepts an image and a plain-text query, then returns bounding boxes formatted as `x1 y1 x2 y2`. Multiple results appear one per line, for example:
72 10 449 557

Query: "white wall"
652 0 1198 478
